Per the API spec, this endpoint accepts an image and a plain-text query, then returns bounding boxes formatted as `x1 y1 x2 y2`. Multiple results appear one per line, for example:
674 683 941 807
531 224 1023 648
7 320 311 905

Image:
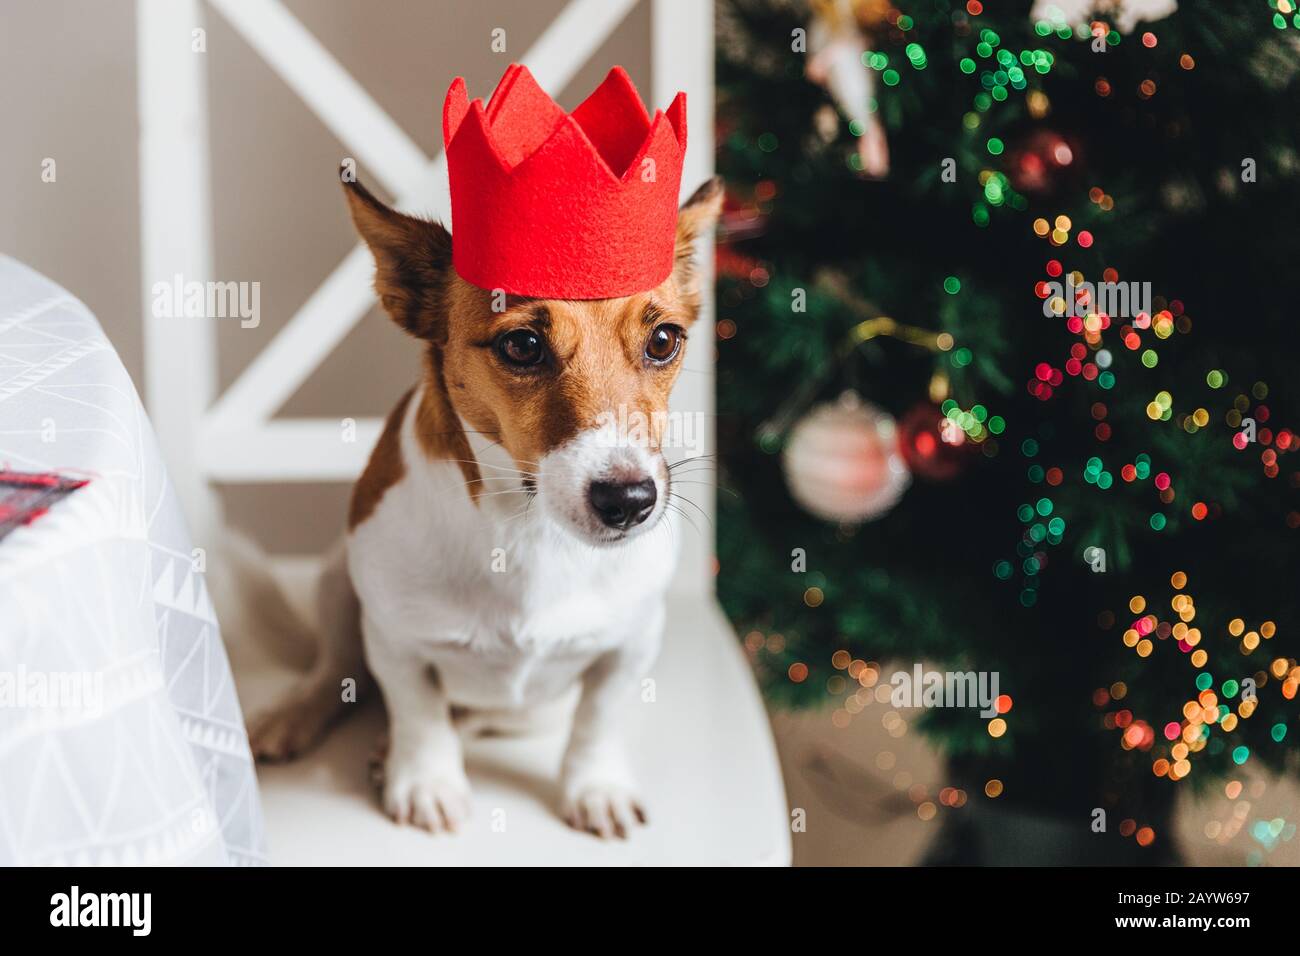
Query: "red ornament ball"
1005 129 1079 195
896 402 972 481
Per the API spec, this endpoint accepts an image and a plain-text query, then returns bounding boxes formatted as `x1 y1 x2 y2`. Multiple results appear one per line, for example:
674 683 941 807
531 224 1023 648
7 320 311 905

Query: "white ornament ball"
782 395 911 524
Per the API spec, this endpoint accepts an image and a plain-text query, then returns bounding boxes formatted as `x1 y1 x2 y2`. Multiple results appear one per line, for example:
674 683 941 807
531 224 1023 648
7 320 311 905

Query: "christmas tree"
715 0 1300 862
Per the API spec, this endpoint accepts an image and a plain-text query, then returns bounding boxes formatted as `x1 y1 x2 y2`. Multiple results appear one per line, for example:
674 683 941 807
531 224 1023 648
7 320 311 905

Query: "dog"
247 172 722 839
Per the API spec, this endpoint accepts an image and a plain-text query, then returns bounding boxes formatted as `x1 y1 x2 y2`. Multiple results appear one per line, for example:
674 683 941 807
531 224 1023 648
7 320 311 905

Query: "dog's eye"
496 329 546 368
645 325 682 364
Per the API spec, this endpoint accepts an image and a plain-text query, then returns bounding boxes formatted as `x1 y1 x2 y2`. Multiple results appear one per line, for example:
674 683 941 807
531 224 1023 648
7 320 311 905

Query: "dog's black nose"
588 478 657 530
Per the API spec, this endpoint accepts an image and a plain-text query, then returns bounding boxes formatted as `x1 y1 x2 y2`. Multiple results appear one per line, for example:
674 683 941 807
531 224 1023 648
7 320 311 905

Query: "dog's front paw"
562 783 647 839
382 763 472 834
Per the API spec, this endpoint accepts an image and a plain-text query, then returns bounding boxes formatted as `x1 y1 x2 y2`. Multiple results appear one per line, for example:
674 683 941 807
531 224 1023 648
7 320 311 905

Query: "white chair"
233 562 788 865
138 0 789 864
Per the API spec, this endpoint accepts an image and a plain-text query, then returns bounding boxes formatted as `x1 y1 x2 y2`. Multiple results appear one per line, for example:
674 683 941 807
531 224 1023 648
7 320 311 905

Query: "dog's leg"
365 620 471 833
248 539 370 761
560 602 664 838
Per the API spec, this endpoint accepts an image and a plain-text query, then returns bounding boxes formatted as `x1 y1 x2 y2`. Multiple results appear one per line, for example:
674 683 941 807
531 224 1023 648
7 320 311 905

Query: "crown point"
482 63 565 165
443 77 469 147
572 66 653 177
666 91 687 151
576 65 649 124
458 98 510 173
621 108 685 185
485 63 526 117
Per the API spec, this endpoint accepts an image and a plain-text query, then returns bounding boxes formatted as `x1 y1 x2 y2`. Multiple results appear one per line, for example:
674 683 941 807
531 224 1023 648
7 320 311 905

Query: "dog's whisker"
668 492 714 533
665 473 717 486
665 471 718 484
663 502 703 539
498 511 529 529
456 462 536 475
464 481 530 498
500 493 538 526
500 505 533 525
649 512 674 552
473 488 532 500
667 454 718 467
667 479 740 498
441 458 538 476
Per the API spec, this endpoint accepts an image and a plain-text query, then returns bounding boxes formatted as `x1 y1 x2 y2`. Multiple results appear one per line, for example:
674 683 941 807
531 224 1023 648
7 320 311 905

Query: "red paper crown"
443 64 686 299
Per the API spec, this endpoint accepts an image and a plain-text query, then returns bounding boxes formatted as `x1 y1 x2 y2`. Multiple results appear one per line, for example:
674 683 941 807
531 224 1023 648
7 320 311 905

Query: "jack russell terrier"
247 65 721 839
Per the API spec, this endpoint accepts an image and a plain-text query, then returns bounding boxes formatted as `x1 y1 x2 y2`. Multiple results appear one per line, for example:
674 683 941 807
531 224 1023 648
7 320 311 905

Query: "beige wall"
1 0 651 552
1 1 143 384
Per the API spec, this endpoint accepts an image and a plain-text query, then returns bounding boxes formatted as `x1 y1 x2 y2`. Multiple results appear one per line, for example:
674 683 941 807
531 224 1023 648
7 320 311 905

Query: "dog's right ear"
342 172 452 343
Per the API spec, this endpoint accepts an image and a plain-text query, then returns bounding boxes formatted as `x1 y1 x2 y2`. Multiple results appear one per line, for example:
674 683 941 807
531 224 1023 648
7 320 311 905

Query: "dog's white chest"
414 575 636 709
422 641 595 710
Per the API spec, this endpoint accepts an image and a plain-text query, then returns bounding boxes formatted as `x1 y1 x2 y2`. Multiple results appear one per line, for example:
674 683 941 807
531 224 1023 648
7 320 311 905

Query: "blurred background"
3 0 1298 865
714 0 1300 865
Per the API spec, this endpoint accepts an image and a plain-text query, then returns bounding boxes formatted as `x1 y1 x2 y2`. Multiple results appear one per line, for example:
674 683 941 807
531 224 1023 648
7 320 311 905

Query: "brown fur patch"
348 388 414 530
415 347 484 498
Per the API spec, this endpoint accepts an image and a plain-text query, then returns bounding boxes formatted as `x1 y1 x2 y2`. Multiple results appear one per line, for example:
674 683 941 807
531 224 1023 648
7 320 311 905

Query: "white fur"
250 383 677 838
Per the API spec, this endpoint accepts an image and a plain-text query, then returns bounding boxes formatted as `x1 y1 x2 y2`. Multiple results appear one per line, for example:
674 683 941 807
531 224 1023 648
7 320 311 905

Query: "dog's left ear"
342 172 452 343
673 176 725 304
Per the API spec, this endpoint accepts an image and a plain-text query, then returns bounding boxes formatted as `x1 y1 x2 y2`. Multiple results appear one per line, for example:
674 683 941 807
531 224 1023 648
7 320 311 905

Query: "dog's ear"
343 172 452 342
673 176 725 305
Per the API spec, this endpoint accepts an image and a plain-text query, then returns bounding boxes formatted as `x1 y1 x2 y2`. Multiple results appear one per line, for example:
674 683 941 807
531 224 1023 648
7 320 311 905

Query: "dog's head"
344 174 723 546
